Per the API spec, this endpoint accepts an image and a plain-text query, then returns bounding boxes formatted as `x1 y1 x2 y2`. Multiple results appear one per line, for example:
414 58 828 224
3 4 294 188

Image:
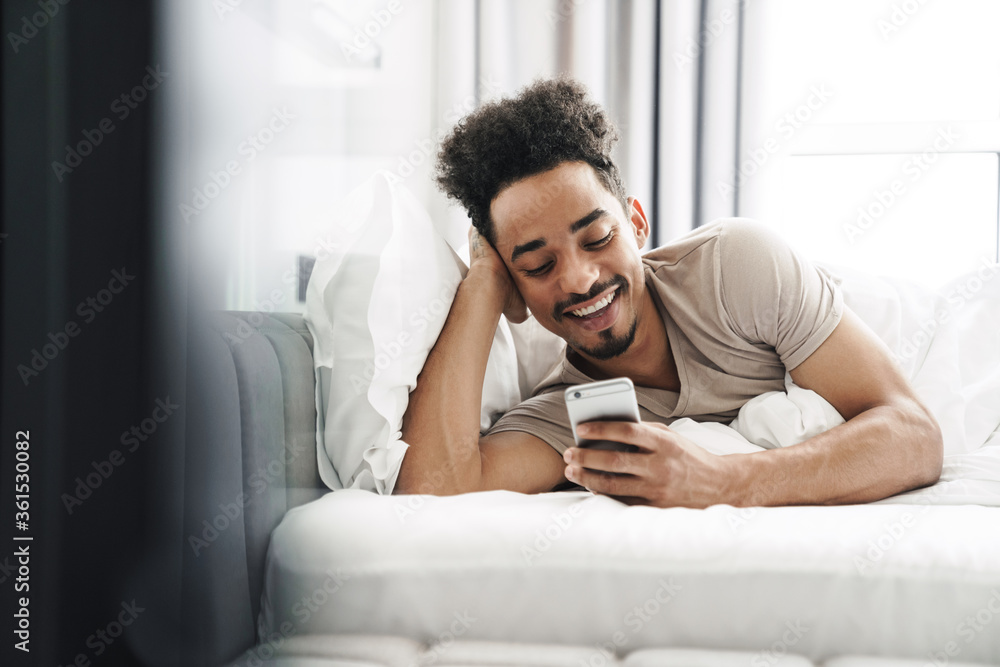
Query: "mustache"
553 276 627 320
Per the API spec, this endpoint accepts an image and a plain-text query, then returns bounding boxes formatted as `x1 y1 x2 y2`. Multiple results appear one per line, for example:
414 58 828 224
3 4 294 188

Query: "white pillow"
818 261 1000 456
304 171 525 493
816 263 943 379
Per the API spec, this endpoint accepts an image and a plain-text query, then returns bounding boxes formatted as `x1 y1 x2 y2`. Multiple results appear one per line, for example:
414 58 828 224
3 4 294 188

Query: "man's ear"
626 197 650 248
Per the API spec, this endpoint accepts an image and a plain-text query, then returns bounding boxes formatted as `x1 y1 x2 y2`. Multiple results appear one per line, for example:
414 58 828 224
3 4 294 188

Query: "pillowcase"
304 171 563 494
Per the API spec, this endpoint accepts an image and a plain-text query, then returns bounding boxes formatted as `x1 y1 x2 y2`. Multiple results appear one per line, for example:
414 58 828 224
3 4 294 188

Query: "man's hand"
562 309 943 508
468 226 528 323
562 421 733 508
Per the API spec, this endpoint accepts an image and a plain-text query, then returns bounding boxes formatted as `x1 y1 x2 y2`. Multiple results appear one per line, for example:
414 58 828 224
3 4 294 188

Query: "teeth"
571 290 616 318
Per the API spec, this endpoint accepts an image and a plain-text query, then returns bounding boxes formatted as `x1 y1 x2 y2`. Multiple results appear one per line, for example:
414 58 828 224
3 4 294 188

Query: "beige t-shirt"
485 218 844 456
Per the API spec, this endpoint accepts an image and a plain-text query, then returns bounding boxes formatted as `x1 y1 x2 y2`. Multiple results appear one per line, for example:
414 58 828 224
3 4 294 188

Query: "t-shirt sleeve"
483 389 575 456
717 220 844 370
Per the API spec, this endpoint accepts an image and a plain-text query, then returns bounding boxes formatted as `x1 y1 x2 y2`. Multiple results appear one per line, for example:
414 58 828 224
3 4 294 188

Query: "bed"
184 176 1000 666
185 269 999 666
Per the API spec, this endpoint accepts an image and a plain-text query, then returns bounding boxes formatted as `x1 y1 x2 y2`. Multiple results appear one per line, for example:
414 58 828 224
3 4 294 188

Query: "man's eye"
587 232 613 248
524 263 552 277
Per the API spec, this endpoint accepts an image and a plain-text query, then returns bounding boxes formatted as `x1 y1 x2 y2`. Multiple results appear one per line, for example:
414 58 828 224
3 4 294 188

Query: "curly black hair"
435 76 628 246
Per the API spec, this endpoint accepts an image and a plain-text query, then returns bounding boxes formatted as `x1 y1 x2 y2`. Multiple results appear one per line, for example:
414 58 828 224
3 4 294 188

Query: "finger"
564 463 648 499
575 421 668 453
564 446 651 477
606 493 649 506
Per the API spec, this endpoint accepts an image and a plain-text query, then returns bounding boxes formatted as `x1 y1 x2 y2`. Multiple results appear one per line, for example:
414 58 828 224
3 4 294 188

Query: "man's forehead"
491 162 608 241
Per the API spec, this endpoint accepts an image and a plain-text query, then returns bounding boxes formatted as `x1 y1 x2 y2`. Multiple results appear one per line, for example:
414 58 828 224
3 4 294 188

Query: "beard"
554 275 639 361
558 276 639 361
571 315 638 360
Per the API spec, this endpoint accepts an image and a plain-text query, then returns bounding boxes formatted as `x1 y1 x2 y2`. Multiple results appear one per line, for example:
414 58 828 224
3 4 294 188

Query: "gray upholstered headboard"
182 311 327 666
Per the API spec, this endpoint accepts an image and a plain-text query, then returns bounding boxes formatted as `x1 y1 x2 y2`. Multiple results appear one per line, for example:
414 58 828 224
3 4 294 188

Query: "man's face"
489 161 650 361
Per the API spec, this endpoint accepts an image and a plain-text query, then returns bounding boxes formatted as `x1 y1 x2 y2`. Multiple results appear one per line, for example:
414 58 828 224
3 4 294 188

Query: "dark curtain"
2 1 185 665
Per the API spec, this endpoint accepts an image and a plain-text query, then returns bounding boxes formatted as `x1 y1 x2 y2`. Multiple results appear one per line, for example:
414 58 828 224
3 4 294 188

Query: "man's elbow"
905 402 944 490
391 442 484 496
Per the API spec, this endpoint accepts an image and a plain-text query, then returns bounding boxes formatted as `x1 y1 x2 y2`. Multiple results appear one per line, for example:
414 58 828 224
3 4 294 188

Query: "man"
395 77 942 507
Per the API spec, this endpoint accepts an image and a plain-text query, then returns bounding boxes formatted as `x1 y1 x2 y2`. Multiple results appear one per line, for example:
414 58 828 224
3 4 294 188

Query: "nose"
556 250 600 297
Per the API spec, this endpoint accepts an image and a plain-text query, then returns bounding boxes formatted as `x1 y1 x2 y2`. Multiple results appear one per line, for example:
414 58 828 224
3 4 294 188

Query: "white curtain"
162 0 734 310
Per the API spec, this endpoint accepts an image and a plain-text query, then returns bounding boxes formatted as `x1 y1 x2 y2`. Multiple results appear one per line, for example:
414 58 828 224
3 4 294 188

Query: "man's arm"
745 306 943 505
562 307 943 507
394 230 567 495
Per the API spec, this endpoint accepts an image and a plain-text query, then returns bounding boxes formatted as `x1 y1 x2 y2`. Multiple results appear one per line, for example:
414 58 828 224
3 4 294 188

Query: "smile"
567 286 620 319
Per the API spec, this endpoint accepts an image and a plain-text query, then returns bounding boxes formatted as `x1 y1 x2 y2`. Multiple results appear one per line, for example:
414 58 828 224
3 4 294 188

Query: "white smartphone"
564 377 641 452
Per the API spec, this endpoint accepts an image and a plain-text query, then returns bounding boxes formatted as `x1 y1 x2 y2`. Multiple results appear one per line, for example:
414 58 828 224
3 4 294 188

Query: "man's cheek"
524 293 552 322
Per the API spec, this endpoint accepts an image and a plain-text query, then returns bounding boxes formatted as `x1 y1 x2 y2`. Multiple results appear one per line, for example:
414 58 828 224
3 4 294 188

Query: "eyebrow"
509 208 607 263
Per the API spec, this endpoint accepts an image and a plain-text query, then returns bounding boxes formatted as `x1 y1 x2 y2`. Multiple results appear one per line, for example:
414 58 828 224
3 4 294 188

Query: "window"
737 0 1000 287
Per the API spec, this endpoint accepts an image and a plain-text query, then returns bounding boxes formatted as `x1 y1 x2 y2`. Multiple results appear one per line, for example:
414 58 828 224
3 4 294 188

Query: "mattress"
255 488 1000 665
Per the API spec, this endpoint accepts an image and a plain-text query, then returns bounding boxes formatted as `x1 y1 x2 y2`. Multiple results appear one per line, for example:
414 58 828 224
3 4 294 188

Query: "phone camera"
574 392 581 398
